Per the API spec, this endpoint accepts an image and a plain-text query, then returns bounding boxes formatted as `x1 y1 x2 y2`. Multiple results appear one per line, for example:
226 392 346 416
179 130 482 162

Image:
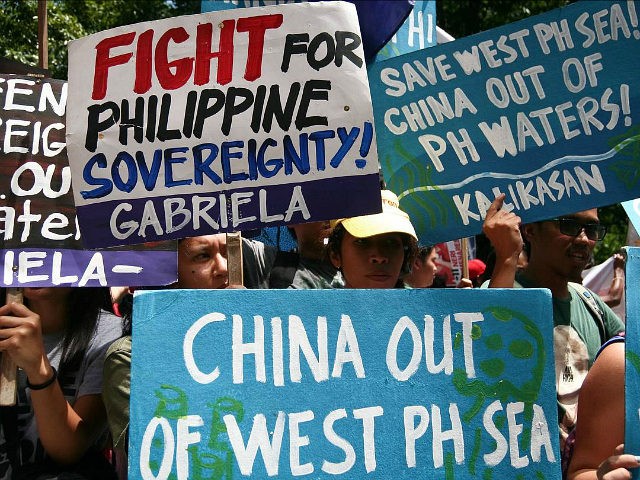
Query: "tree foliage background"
0 0 630 263
0 0 200 79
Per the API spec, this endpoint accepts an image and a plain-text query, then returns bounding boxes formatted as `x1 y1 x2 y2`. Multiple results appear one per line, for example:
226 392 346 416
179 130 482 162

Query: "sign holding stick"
370 0 640 245
130 288 560 479
0 288 22 406
66 2 381 249
226 231 243 286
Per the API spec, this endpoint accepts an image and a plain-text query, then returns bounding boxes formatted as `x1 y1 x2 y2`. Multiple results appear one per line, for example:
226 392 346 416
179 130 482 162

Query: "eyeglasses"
549 217 607 241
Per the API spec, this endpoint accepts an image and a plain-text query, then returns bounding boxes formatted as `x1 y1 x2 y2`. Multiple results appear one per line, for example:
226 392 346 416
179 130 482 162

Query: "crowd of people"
0 188 636 480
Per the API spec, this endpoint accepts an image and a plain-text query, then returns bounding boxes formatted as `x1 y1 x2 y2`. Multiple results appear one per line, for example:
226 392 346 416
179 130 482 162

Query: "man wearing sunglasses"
482 194 625 473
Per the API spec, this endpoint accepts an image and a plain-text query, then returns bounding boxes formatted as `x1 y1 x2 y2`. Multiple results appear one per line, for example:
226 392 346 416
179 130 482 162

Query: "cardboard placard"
130 288 560 479
369 0 640 245
624 246 640 480
0 74 176 287
66 2 381 249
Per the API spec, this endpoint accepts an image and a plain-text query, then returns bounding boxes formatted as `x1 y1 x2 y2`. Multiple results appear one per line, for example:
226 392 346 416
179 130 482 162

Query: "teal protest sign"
373 0 437 63
370 0 640 245
625 247 640 480
623 199 640 234
130 288 560 479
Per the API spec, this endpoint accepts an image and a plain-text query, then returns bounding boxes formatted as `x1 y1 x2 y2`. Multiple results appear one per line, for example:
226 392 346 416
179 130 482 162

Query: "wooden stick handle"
226 232 243 287
0 288 22 406
461 238 469 280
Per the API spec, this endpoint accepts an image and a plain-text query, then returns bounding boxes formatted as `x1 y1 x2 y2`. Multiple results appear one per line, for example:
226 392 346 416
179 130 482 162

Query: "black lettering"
85 102 119 152
296 80 330 130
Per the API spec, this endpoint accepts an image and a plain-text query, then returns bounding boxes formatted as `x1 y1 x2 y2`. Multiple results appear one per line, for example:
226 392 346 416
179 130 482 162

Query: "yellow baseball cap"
330 190 417 240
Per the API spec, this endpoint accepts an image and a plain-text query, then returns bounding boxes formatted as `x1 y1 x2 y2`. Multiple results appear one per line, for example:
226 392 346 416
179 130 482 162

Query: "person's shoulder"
106 335 132 359
90 310 124 350
242 237 277 255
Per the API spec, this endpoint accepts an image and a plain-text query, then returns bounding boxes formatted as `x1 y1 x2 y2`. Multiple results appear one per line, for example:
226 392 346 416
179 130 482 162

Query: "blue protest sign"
625 247 640 479
130 288 560 479
623 199 640 235
0 74 176 287
373 0 437 63
370 0 640 245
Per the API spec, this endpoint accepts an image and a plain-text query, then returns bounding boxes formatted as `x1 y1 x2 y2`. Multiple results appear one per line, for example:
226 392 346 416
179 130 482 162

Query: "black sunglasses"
548 217 607 241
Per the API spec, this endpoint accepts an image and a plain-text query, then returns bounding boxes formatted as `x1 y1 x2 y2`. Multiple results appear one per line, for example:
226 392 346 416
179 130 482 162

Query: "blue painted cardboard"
373 0 437 63
623 199 640 235
625 247 640 479
369 0 640 245
130 288 560 478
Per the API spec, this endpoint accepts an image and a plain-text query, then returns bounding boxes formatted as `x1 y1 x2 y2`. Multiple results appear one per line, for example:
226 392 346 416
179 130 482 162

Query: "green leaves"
0 0 200 80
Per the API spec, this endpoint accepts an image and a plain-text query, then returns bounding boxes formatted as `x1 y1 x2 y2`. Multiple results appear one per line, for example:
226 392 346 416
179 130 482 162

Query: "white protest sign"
66 1 381 248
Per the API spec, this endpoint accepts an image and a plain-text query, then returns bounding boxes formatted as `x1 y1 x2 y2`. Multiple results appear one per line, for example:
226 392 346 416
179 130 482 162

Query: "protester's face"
330 232 405 289
22 287 73 303
423 249 439 286
526 209 599 280
177 235 228 289
292 221 331 259
408 249 438 288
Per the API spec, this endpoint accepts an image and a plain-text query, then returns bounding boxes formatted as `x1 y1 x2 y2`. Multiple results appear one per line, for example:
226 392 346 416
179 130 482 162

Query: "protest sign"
623 198 640 235
201 0 413 62
373 0 437 63
370 0 640 245
625 246 640 479
66 2 381 249
130 288 560 479
0 74 176 287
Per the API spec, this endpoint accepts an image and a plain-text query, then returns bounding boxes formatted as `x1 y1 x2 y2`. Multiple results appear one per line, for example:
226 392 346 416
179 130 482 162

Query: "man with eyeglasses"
481 194 625 473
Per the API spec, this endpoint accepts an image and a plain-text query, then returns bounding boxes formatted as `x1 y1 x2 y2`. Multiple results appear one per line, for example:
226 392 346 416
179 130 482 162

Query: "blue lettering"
221 141 249 184
135 150 162 191
81 153 112 199
309 130 334 171
330 126 360 168
257 138 282 179
283 133 310 175
246 139 259 181
193 144 222 185
111 152 137 193
164 147 192 188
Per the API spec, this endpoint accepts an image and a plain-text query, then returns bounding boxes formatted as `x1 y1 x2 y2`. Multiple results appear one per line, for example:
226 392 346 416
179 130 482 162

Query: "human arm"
103 336 132 451
599 253 625 308
482 194 522 288
567 342 639 480
0 302 108 464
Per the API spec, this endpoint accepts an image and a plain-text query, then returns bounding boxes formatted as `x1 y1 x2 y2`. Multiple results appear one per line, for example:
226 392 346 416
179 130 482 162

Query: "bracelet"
27 366 57 391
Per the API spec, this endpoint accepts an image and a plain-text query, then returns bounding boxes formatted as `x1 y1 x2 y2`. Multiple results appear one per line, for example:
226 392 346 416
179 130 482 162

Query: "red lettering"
194 20 235 87
92 32 136 100
91 13 282 97
134 30 154 95
237 14 283 82
155 27 194 90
